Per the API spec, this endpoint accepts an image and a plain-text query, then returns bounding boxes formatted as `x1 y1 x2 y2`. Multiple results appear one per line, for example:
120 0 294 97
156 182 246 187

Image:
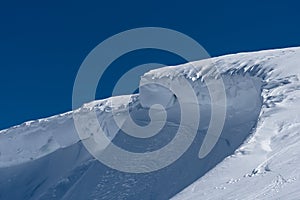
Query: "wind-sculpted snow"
173 47 300 200
0 47 299 199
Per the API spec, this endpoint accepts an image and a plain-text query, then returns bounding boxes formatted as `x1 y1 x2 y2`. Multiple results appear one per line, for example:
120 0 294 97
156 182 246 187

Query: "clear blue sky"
1 0 300 130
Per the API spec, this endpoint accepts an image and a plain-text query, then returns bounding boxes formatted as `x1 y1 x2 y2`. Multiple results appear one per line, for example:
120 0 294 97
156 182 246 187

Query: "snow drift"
0 47 300 199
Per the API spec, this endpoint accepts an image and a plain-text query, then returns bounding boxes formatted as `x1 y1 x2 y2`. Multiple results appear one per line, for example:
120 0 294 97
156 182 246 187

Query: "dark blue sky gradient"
1 0 300 130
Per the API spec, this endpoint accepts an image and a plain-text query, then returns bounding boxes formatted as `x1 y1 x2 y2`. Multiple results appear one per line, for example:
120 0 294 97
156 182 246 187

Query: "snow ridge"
173 47 300 199
0 47 300 200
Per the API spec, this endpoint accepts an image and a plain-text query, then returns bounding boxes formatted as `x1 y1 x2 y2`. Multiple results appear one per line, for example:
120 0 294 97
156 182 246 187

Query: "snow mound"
173 47 300 200
0 47 300 200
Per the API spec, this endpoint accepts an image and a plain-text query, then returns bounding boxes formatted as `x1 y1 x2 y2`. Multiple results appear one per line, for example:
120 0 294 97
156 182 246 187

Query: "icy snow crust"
0 47 299 199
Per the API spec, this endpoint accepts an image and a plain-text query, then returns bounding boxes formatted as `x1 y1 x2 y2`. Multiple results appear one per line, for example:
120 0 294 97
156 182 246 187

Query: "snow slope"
0 47 300 199
172 47 300 200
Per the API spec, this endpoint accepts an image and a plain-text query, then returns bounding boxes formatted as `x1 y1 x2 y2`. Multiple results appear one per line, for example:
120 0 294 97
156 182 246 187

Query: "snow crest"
0 47 300 200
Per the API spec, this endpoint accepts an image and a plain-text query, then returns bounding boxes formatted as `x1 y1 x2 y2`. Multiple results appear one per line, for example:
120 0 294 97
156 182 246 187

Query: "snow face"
172 47 300 200
0 47 300 199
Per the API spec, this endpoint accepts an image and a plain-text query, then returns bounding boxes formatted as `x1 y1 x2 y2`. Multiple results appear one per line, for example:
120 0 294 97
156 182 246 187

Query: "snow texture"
0 47 300 200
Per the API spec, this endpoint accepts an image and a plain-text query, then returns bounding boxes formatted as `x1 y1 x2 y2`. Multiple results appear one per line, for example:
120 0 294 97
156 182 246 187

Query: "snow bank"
173 47 300 200
0 47 300 199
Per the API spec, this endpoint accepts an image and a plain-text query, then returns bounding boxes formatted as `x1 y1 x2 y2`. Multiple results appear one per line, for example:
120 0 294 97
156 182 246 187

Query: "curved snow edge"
172 47 300 199
1 47 300 170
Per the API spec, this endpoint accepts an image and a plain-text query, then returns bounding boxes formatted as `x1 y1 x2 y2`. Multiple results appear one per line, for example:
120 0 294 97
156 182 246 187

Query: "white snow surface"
0 47 300 200
172 47 300 200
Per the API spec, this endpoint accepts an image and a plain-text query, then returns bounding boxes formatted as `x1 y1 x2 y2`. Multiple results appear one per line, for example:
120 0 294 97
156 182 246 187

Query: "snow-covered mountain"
1 47 300 200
